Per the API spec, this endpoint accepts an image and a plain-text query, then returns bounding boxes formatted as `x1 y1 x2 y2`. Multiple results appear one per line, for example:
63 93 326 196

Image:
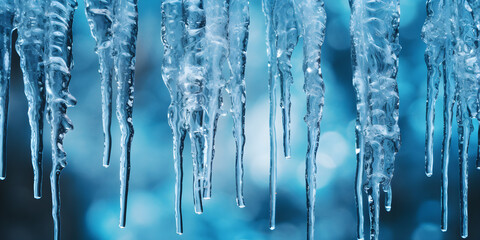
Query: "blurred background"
0 0 479 239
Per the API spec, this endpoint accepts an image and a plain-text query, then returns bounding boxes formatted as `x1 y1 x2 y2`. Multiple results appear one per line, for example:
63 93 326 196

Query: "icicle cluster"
84 0 138 228
423 0 480 238
262 0 326 239
350 0 401 240
0 0 77 239
161 0 250 234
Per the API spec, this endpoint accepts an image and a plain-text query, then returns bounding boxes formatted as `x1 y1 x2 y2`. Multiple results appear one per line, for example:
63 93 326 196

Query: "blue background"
0 0 479 239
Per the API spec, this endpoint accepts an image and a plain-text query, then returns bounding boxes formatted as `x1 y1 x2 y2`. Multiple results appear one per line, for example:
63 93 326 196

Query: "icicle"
183 0 206 214
0 0 15 180
44 0 77 239
112 0 138 228
84 0 114 167
227 0 249 208
262 0 278 230
294 1 326 239
161 0 186 234
350 1 401 240
202 0 229 200
15 0 47 199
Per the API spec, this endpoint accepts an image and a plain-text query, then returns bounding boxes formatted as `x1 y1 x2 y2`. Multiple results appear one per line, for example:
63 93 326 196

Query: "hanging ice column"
161 0 250 234
84 0 138 227
422 0 480 237
0 0 15 180
44 0 77 239
350 0 401 240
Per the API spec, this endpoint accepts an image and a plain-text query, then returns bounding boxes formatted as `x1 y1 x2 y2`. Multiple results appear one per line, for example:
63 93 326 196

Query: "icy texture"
85 0 114 167
294 0 326 239
202 0 229 201
0 0 14 180
15 0 47 199
422 0 480 237
350 0 401 240
85 0 138 227
161 0 185 234
227 0 249 208
44 0 77 239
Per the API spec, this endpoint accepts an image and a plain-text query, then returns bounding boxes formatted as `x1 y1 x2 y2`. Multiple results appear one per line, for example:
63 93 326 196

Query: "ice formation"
422 0 480 237
161 0 250 234
262 0 326 238
84 0 139 228
350 0 401 240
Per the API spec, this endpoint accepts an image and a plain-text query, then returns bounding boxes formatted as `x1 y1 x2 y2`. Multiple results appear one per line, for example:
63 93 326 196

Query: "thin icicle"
45 0 77 239
350 0 401 240
0 0 15 180
85 0 114 167
161 0 186 234
183 0 206 214
202 0 229 200
227 0 249 208
112 0 138 228
275 0 298 160
262 0 278 230
294 1 326 239
15 0 46 199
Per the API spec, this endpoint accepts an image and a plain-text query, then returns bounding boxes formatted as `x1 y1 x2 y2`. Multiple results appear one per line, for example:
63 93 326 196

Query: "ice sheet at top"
161 0 186 234
350 0 401 240
422 0 480 237
0 0 15 180
44 0 78 239
294 1 326 239
227 0 249 208
84 0 114 167
202 0 229 201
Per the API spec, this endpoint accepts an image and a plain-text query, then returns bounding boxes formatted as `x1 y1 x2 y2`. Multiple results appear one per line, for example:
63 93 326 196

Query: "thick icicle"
183 0 206 214
350 0 401 239
202 0 229 200
84 0 114 167
275 0 298 160
112 0 138 228
294 1 326 239
161 0 186 234
227 0 249 208
262 0 278 230
0 0 14 180
15 0 47 199
44 0 77 239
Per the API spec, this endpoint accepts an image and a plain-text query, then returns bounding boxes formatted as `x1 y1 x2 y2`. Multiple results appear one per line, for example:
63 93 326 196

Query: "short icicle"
227 0 249 208
350 0 401 239
262 0 278 230
0 0 15 180
161 0 186 234
183 0 206 214
84 0 114 167
45 0 78 239
15 0 47 198
113 0 138 228
202 0 229 200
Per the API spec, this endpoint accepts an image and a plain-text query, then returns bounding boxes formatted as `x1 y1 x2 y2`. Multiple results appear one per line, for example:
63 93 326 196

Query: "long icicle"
262 0 278 230
15 0 46 198
294 1 326 239
45 0 77 239
161 0 186 234
227 0 249 208
183 0 206 214
202 0 229 200
113 0 138 228
84 0 114 167
0 0 14 180
350 0 401 239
